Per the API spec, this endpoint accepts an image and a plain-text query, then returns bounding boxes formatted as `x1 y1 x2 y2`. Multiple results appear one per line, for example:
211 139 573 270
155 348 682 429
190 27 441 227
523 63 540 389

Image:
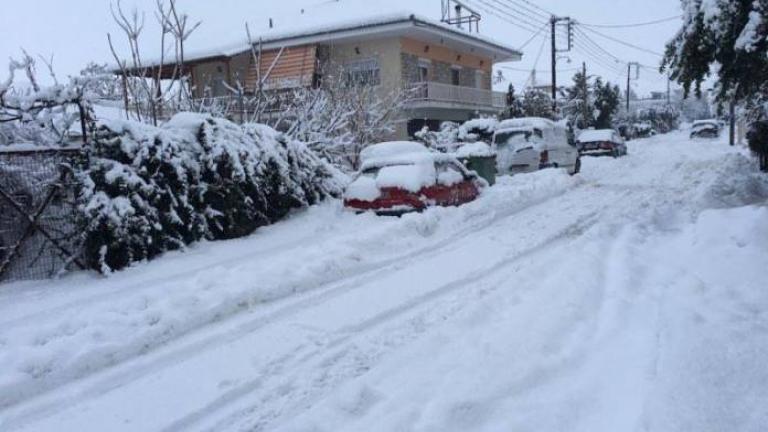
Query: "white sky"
0 0 682 96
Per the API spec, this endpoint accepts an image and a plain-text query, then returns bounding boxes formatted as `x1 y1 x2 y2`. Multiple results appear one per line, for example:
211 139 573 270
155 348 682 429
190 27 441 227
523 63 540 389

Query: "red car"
344 143 484 215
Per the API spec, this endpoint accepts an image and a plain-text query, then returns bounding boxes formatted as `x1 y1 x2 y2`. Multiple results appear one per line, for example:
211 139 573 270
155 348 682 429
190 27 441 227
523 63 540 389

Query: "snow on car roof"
693 119 720 126
497 117 556 132
577 129 616 143
360 141 430 163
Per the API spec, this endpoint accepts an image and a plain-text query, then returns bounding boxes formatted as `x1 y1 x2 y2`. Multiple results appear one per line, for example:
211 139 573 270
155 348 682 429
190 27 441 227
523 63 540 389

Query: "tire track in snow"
158 213 603 432
0 177 586 425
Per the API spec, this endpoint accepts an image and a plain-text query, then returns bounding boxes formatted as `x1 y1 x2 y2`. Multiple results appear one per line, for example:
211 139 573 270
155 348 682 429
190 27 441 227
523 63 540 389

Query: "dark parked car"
690 120 721 139
576 129 628 157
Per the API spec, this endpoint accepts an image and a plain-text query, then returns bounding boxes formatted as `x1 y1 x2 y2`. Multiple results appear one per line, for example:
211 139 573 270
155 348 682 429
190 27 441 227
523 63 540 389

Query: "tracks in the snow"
1 182 581 427
162 213 602 432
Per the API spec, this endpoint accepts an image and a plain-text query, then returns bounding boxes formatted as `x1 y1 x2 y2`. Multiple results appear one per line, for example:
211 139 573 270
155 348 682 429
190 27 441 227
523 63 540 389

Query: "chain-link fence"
0 147 85 282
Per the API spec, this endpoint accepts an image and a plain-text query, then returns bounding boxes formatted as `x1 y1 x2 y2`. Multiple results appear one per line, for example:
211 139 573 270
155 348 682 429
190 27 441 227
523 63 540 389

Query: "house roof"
144 11 522 68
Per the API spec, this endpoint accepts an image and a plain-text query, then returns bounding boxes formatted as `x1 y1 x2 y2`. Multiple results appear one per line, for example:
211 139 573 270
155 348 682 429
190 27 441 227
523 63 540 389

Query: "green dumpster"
454 143 497 186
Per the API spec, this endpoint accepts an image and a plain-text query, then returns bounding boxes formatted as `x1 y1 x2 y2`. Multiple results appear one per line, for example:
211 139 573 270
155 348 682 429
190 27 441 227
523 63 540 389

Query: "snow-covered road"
1 131 767 431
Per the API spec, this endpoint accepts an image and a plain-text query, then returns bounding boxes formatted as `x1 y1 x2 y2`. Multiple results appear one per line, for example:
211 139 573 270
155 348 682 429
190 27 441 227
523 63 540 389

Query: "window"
418 59 431 82
343 58 381 86
451 67 461 86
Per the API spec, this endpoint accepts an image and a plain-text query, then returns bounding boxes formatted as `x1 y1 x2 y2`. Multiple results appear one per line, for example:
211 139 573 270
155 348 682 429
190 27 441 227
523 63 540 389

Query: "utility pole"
730 98 736 146
550 16 573 113
626 62 639 113
551 16 558 113
626 63 631 112
666 75 671 105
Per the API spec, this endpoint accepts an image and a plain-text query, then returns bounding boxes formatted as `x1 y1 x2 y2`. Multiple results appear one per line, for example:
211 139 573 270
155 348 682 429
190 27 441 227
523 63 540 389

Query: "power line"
579 25 666 57
574 27 625 64
516 0 556 17
464 0 544 33
579 15 682 29
492 0 551 24
517 22 549 50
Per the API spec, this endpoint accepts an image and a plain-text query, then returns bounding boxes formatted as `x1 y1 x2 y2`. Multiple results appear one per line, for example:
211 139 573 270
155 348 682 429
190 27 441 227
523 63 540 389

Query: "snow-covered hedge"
78 114 345 272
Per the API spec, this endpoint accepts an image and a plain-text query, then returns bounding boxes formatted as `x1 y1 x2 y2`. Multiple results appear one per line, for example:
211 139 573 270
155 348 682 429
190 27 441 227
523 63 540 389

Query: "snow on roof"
142 7 520 67
577 129 617 143
497 117 556 132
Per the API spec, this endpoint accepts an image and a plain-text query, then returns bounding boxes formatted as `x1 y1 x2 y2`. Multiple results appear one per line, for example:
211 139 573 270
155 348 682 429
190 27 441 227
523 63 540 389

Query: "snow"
735 10 762 52
577 129 617 143
498 117 556 131
343 175 380 202
1 131 768 432
457 118 498 141
375 163 436 193
437 168 464 186
142 10 518 67
454 142 494 158
359 141 429 164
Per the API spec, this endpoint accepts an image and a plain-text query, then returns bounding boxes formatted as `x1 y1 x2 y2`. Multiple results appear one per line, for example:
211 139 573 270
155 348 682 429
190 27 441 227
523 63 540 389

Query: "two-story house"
144 13 521 140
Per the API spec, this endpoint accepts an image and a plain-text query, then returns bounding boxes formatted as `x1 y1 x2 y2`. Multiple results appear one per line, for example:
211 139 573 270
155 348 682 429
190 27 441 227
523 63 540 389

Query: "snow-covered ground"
1 131 767 432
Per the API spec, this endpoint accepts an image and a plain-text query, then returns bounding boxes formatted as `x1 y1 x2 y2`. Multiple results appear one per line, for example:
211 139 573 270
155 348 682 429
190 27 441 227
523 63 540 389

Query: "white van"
493 117 580 175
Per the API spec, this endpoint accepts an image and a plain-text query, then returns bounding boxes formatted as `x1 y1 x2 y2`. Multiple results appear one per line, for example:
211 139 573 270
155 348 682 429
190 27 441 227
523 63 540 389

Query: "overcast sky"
1 0 683 96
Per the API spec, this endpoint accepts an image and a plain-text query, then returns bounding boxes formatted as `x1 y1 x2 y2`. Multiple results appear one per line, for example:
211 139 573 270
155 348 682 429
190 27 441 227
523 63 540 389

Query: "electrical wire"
488 0 550 25
579 25 666 57
517 22 549 50
579 15 682 29
516 0 556 17
463 0 545 34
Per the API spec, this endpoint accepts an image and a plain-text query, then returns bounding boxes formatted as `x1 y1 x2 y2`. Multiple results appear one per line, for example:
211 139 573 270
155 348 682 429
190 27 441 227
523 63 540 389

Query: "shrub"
77 114 344 272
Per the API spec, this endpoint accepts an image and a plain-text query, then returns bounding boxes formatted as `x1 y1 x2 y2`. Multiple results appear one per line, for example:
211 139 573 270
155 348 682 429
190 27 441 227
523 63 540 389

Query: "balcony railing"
408 81 506 109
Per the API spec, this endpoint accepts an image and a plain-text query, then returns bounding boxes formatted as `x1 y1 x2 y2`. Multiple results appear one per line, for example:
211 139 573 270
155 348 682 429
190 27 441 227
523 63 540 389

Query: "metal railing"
409 81 506 109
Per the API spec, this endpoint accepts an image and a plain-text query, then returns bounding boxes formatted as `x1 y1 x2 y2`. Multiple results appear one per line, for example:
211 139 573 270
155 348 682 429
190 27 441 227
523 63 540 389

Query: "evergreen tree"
593 78 621 129
663 0 768 168
564 71 594 129
503 84 524 119
521 88 554 119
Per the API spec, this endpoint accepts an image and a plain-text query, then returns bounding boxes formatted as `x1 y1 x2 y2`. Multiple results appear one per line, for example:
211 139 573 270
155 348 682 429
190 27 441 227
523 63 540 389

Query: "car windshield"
495 128 543 147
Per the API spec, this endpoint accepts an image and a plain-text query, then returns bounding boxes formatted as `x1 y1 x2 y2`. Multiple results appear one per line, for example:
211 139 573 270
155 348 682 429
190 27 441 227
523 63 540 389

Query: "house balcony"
406 81 506 112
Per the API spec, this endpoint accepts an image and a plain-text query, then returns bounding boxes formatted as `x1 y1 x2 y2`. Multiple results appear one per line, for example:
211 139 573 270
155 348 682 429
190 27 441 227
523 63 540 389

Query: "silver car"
493 118 581 176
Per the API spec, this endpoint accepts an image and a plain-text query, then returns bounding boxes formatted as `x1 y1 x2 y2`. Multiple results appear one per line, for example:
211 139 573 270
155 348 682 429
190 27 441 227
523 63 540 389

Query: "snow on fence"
0 146 85 282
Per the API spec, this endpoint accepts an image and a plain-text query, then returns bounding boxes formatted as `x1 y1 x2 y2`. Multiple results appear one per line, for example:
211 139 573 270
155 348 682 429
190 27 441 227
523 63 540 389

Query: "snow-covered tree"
564 71 594 129
663 0 768 168
0 53 113 147
415 121 460 151
502 84 524 119
593 78 622 129
521 88 554 119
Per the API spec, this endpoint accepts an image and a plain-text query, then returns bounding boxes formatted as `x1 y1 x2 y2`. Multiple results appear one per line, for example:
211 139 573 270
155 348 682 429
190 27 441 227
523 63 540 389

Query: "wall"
399 37 492 89
325 37 403 97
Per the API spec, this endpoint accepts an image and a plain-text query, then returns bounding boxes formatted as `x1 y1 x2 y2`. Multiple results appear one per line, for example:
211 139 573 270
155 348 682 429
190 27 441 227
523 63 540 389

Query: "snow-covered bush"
415 122 460 151
78 113 345 272
78 120 207 272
